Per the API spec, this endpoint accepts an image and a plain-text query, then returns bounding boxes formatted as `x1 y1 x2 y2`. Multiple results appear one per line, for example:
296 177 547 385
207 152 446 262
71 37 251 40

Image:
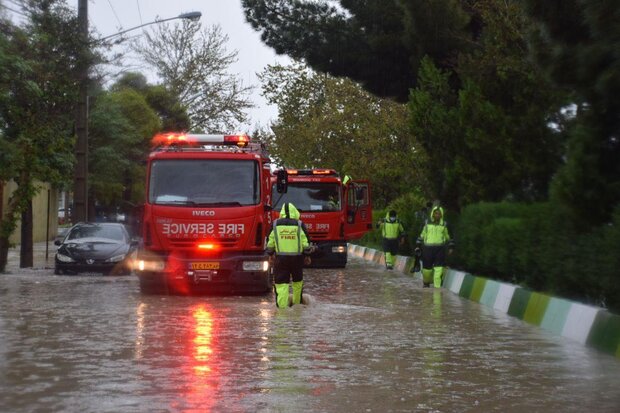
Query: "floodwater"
1 256 619 413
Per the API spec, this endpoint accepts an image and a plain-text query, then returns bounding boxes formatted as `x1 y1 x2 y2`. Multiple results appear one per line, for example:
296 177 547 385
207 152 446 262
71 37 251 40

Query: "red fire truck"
271 168 372 268
135 133 273 294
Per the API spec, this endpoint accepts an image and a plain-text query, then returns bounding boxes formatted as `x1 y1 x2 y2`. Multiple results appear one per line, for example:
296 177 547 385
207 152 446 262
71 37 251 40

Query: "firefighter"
267 202 314 308
415 205 454 288
377 210 405 270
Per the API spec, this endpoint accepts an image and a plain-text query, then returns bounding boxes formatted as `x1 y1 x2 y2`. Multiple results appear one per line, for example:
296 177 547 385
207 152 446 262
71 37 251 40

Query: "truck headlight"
332 246 346 253
243 260 269 272
136 259 165 272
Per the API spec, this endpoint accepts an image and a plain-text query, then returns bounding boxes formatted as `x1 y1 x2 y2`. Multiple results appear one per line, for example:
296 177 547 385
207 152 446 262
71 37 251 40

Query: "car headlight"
242 260 269 272
106 254 127 263
56 253 75 263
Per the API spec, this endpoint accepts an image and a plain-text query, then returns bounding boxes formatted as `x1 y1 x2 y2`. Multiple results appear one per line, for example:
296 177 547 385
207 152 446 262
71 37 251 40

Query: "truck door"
344 180 372 240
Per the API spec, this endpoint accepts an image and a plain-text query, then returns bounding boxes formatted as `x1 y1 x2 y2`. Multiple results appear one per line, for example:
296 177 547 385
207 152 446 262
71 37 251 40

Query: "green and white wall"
348 244 620 359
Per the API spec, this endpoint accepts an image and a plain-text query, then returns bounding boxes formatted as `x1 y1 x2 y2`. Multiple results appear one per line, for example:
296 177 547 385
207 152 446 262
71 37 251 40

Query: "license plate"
191 262 220 270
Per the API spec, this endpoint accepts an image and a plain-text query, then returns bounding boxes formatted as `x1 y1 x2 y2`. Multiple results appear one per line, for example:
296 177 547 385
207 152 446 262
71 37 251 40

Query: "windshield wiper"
156 200 196 206
193 202 243 207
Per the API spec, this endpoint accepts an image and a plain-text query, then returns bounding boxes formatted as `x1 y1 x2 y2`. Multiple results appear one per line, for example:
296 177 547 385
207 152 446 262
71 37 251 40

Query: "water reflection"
183 304 217 412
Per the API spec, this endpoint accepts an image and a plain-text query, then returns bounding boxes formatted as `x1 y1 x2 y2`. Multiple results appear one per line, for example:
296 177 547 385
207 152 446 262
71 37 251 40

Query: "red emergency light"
151 133 251 148
312 169 336 175
285 168 338 176
197 242 219 251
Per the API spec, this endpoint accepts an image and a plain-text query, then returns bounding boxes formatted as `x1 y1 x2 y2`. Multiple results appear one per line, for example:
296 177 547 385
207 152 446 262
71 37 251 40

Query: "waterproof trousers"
382 238 399 268
273 255 304 308
421 245 447 288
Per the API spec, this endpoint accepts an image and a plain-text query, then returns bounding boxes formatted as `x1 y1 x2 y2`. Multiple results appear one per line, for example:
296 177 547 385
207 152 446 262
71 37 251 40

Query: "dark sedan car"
54 222 138 275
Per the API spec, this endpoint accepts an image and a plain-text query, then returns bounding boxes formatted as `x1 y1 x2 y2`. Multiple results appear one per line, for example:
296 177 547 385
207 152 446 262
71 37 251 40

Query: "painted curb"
348 244 620 359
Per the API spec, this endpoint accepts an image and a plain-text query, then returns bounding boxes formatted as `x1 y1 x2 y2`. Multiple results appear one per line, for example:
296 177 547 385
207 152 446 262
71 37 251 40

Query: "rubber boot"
292 281 304 305
433 266 444 289
422 269 433 287
274 283 290 309
385 252 394 269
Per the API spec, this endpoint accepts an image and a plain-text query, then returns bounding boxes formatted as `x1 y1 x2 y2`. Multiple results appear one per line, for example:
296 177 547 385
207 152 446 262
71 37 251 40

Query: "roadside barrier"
349 244 620 359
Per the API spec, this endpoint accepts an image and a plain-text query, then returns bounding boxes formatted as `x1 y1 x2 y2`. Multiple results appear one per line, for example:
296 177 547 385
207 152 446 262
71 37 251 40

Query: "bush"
454 201 620 313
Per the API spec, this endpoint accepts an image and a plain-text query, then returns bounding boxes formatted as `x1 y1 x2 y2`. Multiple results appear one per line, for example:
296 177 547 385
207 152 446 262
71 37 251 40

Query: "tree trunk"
20 200 33 268
0 182 5 272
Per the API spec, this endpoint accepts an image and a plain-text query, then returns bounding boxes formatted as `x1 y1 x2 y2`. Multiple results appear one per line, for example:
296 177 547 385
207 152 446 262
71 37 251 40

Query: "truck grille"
308 232 329 240
169 238 239 248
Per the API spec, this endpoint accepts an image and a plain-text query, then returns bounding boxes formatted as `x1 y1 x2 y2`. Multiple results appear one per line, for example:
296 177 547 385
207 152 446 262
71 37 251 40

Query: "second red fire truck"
271 168 372 268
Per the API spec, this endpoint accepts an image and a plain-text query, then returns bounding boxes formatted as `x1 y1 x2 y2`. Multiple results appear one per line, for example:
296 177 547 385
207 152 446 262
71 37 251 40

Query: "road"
1 251 619 412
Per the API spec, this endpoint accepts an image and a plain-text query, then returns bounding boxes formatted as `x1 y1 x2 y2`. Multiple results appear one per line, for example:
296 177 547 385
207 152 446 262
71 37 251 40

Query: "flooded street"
1 255 619 413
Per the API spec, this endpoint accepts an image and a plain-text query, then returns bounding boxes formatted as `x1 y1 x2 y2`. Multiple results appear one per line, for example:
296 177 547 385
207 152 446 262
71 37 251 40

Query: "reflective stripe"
273 220 281 252
297 221 302 253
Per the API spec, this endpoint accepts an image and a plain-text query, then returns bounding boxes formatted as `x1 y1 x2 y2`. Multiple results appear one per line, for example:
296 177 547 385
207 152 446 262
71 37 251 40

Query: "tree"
89 86 161 216
259 62 428 207
133 20 252 132
0 1 83 271
524 0 620 226
408 1 564 211
242 0 474 102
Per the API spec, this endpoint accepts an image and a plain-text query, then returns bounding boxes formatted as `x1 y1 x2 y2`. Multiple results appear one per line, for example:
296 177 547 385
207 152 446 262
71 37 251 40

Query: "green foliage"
454 201 620 312
259 62 430 207
408 1 563 211
525 0 620 226
242 0 475 102
0 1 86 270
89 87 161 209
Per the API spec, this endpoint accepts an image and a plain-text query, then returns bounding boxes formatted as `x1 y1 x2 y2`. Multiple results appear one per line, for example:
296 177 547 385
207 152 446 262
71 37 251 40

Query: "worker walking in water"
415 205 454 287
267 202 314 308
377 210 405 270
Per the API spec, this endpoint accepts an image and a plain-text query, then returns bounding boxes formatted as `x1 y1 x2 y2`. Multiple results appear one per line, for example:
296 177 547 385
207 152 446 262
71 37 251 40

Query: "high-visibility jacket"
417 206 453 247
380 212 404 240
267 203 310 255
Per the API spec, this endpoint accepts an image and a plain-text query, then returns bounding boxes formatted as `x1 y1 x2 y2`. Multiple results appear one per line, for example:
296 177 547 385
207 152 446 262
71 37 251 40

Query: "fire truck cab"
271 168 372 268
136 133 273 294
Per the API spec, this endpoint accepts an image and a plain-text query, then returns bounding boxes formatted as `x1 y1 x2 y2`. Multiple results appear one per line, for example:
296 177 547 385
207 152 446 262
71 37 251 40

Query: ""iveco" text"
192 210 216 216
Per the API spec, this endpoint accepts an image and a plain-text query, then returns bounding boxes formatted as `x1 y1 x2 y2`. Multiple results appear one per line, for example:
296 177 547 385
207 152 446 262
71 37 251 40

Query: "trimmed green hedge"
356 197 620 313
454 202 620 313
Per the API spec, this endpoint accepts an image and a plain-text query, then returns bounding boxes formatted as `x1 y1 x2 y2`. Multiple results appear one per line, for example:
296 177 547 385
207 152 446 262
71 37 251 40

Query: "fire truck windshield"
272 182 341 212
149 159 259 206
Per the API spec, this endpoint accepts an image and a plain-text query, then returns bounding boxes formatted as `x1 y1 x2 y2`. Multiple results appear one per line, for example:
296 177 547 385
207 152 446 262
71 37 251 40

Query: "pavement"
5 241 56 272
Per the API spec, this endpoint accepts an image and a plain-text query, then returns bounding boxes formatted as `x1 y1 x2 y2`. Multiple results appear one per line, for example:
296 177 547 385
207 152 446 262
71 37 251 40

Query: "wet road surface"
1 255 619 412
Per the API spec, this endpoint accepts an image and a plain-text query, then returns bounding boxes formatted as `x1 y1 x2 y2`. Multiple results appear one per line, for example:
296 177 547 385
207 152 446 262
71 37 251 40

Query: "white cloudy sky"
86 0 290 129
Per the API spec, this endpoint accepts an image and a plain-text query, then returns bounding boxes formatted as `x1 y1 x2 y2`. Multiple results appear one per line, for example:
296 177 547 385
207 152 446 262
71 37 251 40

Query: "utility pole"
74 0 88 223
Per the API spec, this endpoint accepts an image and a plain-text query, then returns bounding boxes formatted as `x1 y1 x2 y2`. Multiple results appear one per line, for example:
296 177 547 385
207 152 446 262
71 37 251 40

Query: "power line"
106 0 123 29
5 0 25 8
136 0 142 25
0 2 28 18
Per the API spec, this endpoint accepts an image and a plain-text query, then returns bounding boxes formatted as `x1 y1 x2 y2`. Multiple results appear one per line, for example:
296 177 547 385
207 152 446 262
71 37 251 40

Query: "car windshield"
148 159 260 206
68 225 125 241
272 182 341 212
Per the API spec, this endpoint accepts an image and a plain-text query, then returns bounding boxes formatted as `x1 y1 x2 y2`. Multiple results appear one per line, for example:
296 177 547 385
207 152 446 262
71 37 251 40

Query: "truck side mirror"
276 169 288 193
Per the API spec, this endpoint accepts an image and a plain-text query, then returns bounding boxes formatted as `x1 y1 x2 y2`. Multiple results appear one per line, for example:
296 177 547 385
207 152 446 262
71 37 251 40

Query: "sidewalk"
5 241 56 272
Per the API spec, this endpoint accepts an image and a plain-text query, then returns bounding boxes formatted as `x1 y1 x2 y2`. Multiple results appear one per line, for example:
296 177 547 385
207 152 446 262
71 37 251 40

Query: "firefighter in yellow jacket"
416 206 454 288
267 202 314 308
377 210 405 270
